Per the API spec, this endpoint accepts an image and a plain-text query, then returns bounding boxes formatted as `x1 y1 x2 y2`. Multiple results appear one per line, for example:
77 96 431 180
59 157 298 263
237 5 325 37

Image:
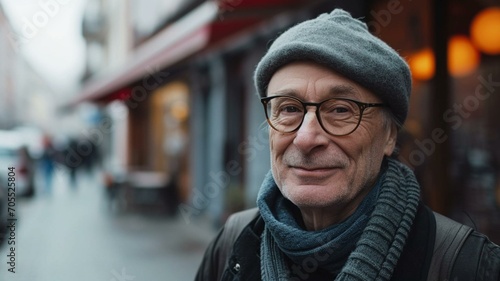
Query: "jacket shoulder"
195 208 260 281
224 208 260 245
429 211 500 281
428 211 473 280
451 230 500 281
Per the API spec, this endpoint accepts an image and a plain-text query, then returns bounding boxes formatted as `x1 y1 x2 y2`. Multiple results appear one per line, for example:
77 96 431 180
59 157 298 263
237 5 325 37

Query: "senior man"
195 9 500 281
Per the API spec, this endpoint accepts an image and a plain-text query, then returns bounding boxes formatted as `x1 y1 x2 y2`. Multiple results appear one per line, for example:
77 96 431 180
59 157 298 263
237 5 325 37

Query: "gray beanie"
254 9 412 125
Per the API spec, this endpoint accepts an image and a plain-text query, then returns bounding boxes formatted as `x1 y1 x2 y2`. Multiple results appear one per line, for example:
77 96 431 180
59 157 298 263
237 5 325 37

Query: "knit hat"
254 9 412 125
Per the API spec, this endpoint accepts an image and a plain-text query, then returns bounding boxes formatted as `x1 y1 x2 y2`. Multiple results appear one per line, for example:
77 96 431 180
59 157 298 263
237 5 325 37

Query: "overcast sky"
1 0 86 94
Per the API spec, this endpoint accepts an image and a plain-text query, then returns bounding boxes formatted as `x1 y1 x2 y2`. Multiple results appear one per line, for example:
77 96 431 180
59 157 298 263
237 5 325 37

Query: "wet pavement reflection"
0 170 216 281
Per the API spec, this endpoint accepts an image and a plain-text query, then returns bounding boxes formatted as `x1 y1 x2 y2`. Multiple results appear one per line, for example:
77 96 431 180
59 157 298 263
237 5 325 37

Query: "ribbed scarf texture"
257 158 421 280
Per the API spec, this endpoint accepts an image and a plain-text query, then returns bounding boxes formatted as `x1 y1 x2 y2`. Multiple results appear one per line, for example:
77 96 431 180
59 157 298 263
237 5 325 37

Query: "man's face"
267 62 397 217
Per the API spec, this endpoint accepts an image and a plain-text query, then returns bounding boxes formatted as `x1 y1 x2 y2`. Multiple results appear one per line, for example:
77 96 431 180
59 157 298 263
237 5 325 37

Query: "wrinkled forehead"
267 61 381 102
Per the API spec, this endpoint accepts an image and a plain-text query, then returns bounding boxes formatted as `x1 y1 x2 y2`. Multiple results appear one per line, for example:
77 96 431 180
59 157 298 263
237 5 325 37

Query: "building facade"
74 0 500 241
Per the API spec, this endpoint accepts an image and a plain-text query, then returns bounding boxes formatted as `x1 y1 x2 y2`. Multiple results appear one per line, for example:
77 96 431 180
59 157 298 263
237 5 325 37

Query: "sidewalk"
0 169 217 281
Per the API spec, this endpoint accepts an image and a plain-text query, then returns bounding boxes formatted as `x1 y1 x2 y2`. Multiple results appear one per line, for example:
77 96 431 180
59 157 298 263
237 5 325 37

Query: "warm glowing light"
408 36 480 80
170 100 189 121
408 48 435 81
448 35 480 77
470 7 500 55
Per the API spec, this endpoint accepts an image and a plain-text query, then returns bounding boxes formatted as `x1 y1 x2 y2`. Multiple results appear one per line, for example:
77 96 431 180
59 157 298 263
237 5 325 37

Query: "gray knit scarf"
257 158 421 280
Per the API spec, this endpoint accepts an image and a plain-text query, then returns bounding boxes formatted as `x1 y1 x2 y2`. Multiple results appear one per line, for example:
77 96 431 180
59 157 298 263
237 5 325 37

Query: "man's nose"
293 110 329 152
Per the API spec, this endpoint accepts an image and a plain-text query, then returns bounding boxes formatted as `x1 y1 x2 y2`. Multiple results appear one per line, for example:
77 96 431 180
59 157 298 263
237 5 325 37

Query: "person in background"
40 135 56 193
196 9 500 281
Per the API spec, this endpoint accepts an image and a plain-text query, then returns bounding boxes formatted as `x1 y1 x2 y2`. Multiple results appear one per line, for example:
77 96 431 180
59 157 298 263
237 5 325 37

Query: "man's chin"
284 186 345 208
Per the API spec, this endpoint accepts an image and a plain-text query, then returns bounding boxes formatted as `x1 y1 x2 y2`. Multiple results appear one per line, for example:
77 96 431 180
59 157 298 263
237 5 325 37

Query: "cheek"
269 132 289 159
269 132 277 161
269 132 293 183
343 127 386 174
357 132 389 173
269 133 281 173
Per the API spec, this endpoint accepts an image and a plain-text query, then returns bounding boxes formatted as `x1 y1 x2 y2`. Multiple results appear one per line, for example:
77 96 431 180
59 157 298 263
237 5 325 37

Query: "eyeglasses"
261 95 386 136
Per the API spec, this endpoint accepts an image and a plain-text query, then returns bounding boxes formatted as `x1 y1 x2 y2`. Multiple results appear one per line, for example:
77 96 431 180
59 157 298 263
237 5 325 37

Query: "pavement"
0 169 218 281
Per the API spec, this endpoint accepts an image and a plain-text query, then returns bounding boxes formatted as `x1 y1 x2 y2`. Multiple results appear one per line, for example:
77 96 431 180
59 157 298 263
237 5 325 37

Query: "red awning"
71 0 307 105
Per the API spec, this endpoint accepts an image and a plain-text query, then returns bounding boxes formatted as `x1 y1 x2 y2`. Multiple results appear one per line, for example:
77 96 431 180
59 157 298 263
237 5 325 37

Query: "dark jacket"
196 203 500 281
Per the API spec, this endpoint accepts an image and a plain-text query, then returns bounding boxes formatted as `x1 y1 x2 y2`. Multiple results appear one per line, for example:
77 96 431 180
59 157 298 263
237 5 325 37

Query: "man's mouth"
291 166 335 171
289 166 340 177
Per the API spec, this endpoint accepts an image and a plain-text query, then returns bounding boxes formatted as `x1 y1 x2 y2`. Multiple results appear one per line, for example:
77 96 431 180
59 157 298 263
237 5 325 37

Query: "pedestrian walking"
40 135 56 193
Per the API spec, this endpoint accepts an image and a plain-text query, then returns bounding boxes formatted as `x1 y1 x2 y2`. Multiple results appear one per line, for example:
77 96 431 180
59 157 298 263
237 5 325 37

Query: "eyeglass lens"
265 96 364 136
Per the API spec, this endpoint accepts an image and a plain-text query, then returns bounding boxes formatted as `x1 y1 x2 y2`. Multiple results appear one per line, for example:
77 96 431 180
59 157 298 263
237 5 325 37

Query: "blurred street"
0 170 216 281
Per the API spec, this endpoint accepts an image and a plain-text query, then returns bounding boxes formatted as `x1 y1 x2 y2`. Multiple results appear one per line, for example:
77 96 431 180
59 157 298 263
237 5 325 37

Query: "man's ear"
384 123 398 157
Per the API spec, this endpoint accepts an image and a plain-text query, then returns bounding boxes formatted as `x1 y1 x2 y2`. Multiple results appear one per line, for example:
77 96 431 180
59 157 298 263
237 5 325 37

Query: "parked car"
0 183 7 246
0 130 36 197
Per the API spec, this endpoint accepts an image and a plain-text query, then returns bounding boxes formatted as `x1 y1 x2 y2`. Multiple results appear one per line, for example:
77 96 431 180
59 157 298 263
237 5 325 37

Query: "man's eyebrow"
267 89 300 97
328 85 359 97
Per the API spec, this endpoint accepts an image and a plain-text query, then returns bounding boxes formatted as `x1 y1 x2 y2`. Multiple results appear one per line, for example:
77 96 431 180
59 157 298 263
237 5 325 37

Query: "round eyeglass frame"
260 95 386 136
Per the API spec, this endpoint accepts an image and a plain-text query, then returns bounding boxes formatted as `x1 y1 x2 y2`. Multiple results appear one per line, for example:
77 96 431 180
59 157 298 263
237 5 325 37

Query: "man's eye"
281 106 301 113
331 107 350 114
